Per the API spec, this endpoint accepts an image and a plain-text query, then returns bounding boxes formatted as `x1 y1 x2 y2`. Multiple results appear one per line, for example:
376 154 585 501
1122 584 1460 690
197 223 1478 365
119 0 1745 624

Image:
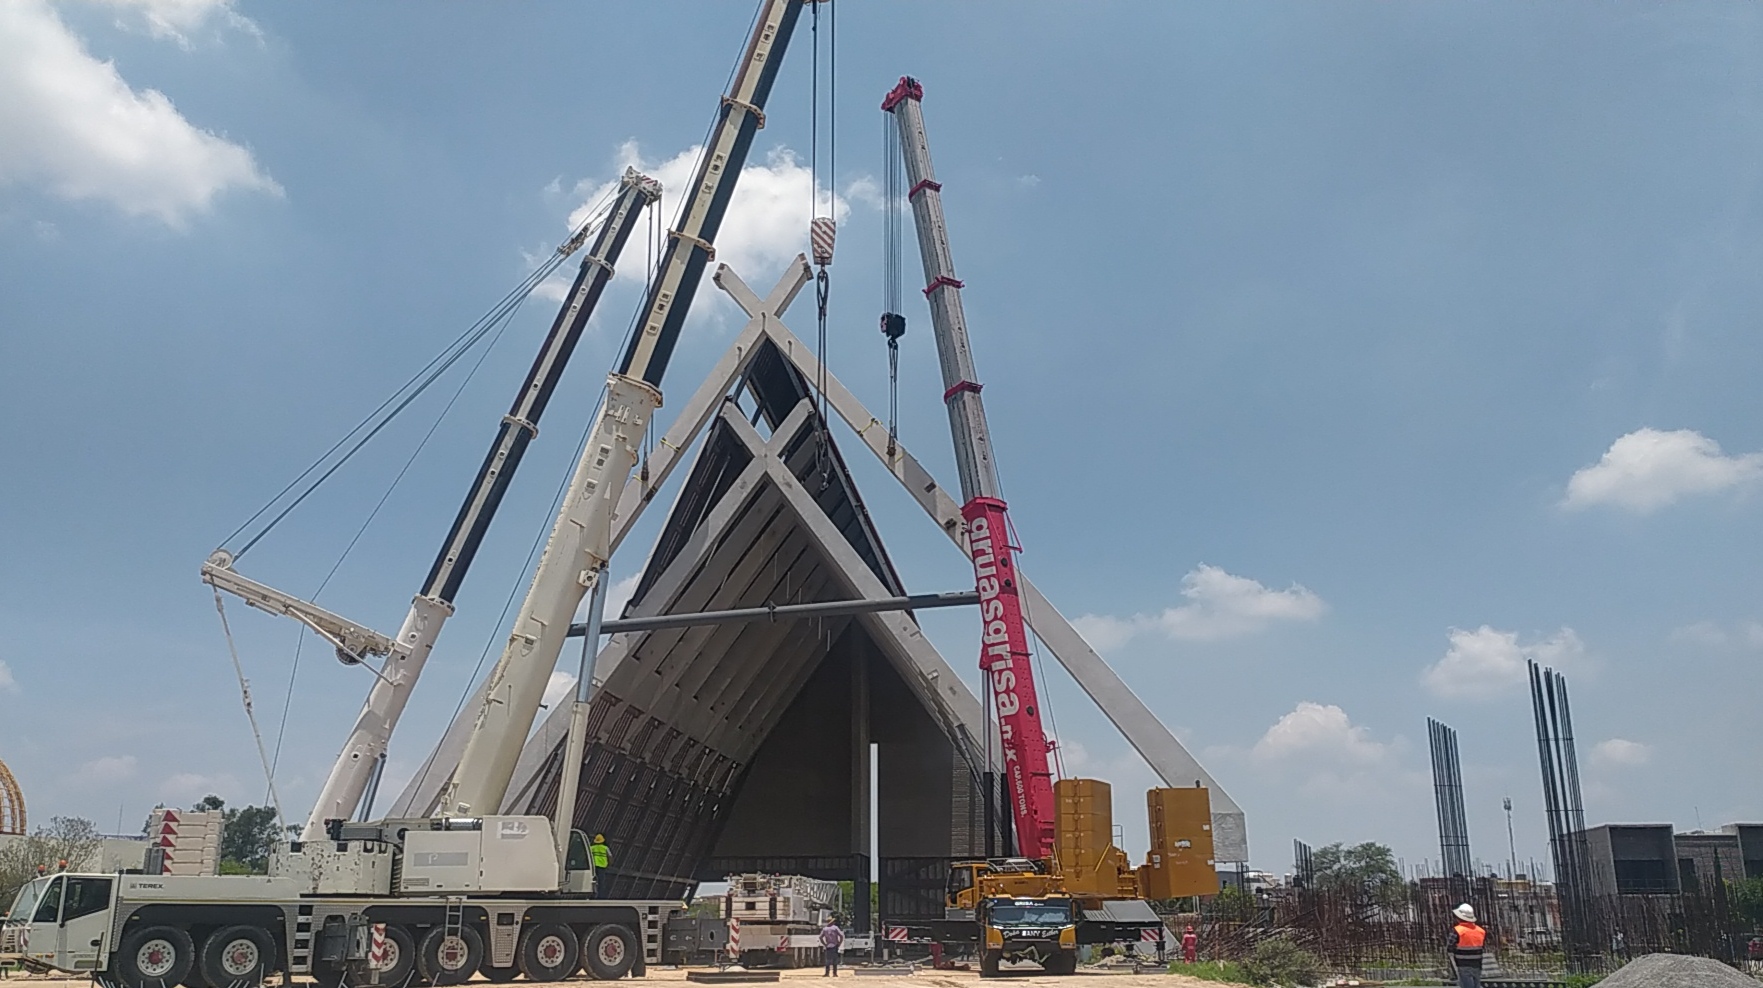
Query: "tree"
1731 876 1763 927
1311 842 1406 909
0 817 102 908
220 805 282 874
195 794 225 812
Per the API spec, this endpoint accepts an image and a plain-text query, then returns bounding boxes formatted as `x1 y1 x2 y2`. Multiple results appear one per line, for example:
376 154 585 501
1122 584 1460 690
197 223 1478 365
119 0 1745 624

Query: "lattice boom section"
0 757 24 835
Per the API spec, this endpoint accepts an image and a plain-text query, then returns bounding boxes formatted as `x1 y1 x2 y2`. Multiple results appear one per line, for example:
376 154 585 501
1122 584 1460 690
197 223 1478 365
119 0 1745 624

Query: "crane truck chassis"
3 816 671 988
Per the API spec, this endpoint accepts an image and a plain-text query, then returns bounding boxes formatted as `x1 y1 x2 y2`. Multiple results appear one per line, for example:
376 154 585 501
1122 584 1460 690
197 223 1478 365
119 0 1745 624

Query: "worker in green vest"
590 834 611 871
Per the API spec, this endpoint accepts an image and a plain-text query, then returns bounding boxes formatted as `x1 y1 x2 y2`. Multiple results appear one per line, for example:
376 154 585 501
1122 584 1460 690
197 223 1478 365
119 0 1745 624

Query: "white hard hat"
1453 903 1476 922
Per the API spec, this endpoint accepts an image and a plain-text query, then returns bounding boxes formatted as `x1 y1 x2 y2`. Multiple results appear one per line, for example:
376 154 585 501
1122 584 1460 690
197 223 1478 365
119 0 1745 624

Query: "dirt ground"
4 966 1223 988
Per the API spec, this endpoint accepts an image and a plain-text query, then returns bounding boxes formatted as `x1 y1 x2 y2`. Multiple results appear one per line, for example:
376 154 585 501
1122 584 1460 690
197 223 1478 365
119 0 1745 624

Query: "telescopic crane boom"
203 167 660 842
440 0 806 823
883 76 1057 859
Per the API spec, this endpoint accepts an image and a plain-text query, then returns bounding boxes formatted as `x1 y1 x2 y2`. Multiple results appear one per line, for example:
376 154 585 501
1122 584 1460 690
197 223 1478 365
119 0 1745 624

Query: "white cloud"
541 670 576 711
89 0 258 46
1564 428 1763 513
0 660 15 693
0 0 280 225
563 141 855 304
1589 738 1651 769
73 755 138 786
604 573 642 619
1252 702 1394 766
157 771 239 806
1422 625 1585 699
1072 564 1325 649
1671 620 1763 650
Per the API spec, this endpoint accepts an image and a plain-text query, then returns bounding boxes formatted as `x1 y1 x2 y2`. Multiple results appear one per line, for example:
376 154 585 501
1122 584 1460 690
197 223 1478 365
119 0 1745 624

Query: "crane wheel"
417 925 482 986
518 923 580 982
348 923 416 987
579 924 636 980
198 926 273 988
480 962 522 982
116 925 196 988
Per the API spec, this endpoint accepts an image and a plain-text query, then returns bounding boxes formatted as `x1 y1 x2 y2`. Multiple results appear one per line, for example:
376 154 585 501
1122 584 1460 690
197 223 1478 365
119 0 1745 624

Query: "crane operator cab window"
947 864 976 907
30 877 63 924
563 830 595 895
566 830 592 872
61 877 111 923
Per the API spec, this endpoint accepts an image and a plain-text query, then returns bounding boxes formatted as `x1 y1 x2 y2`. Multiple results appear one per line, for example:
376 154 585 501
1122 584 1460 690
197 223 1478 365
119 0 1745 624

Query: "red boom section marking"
964 496 1056 858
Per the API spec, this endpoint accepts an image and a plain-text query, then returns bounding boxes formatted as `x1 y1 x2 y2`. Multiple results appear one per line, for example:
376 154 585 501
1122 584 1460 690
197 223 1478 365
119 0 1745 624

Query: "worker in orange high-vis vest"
1447 903 1486 988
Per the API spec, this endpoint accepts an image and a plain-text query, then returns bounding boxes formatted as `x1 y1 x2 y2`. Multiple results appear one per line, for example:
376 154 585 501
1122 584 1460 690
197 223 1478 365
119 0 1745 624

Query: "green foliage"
0 817 102 909
1210 885 1256 922
219 804 282 874
1559 975 1604 988
1240 936 1321 987
1730 876 1763 926
1310 841 1406 909
1166 960 1255 983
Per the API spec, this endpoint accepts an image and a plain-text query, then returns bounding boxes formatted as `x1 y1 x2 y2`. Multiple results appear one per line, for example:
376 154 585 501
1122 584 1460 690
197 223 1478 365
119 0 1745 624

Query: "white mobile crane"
4 4 808 988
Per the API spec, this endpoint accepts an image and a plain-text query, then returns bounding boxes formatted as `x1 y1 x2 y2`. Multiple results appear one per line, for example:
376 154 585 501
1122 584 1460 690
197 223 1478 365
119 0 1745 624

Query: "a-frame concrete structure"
392 259 1245 927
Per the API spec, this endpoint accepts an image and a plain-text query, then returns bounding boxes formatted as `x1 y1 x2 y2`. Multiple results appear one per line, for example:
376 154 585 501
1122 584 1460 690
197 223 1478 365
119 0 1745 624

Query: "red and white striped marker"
777 935 790 953
727 917 741 961
885 926 910 943
810 217 837 267
1140 927 1163 942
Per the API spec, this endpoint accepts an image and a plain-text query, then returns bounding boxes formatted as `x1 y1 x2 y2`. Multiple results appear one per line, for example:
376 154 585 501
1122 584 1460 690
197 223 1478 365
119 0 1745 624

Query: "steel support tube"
566 591 978 637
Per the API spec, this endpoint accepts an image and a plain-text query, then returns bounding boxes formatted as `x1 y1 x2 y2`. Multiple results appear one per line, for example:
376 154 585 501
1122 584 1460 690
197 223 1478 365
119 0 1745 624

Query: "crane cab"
4 872 117 974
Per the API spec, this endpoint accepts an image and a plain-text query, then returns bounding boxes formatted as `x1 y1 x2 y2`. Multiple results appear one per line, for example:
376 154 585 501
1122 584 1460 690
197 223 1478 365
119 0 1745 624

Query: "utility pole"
1504 795 1517 880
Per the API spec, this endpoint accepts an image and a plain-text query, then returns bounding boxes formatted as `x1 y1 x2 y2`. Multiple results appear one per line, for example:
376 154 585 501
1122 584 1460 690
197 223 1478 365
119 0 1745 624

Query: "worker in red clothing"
1181 925 1198 963
1447 903 1486 988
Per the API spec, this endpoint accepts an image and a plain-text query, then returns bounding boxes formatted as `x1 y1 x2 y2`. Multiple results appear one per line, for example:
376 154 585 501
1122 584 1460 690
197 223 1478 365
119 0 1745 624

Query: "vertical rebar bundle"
1427 718 1473 883
1529 661 1597 966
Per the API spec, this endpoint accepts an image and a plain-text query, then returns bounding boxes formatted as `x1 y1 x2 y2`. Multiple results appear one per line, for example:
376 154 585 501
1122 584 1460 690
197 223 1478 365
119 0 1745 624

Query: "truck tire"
417 925 482 986
198 926 274 987
518 923 579 982
579 924 636 980
117 925 196 988
355 924 416 987
978 949 1001 978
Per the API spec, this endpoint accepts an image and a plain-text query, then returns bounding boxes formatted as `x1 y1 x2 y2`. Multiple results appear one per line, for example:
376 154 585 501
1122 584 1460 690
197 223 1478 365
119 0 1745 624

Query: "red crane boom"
883 76 1056 859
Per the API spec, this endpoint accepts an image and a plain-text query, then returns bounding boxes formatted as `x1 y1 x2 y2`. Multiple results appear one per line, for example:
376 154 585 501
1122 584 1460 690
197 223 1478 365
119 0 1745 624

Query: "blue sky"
1 1 1760 877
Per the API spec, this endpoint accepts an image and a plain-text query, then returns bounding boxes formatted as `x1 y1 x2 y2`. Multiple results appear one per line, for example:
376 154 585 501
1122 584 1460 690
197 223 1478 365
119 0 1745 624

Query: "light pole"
1504 796 1517 880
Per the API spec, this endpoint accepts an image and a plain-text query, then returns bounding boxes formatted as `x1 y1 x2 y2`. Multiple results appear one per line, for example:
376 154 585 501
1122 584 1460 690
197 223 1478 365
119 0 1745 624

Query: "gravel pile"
1597 953 1758 987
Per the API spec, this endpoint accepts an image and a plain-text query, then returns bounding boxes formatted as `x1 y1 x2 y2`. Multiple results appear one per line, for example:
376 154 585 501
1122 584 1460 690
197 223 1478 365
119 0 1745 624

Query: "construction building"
390 264 1247 930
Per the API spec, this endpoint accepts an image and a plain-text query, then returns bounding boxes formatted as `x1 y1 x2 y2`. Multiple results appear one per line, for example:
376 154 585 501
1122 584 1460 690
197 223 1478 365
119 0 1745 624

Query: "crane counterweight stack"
883 75 1056 860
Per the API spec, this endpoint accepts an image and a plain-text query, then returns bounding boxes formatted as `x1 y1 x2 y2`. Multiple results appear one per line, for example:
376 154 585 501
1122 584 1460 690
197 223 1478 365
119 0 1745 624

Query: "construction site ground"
0 967 1230 988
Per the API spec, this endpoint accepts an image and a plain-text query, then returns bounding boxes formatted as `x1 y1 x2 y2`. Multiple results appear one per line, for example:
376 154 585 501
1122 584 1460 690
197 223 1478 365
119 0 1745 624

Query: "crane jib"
422 175 656 604
616 0 803 388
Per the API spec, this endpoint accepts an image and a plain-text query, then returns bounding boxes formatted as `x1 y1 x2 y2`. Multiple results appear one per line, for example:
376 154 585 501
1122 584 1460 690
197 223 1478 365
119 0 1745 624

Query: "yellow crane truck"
905 780 1219 976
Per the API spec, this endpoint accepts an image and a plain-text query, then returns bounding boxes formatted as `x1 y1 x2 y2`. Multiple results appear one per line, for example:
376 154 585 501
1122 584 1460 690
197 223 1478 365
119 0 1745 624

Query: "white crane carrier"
1 4 810 987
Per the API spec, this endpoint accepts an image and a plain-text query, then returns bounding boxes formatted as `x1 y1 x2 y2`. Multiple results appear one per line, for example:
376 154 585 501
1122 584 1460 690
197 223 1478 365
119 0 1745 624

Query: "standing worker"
819 916 845 977
1181 925 1198 964
1447 903 1486 988
590 834 611 872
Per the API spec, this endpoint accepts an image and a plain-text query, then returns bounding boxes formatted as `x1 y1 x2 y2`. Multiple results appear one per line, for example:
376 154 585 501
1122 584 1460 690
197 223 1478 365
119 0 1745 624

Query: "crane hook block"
810 217 837 267
880 312 906 340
